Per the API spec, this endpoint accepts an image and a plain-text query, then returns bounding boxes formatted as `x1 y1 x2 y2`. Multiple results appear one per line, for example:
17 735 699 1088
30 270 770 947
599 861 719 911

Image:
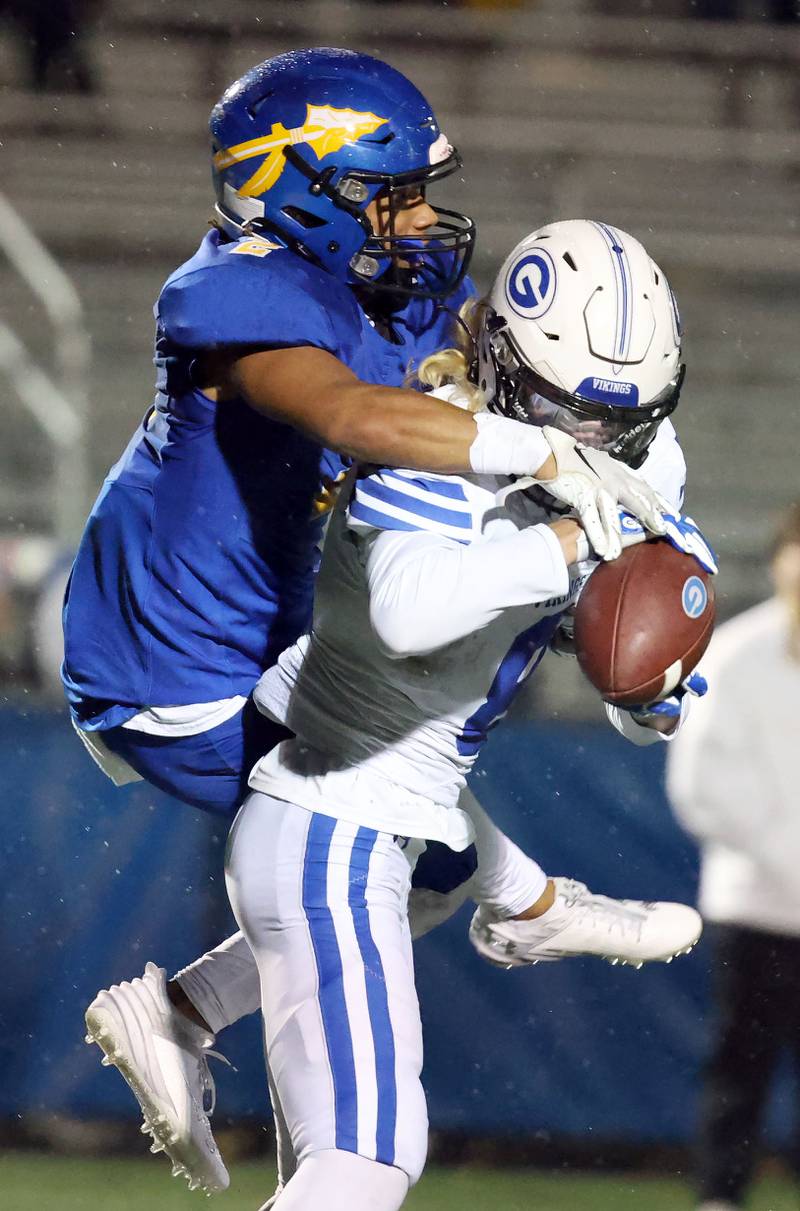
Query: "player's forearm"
331 383 555 477
227 346 556 477
324 381 479 469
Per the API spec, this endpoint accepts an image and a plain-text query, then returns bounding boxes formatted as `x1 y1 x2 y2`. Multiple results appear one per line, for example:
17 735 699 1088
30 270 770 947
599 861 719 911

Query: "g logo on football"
681 575 708 619
505 250 557 319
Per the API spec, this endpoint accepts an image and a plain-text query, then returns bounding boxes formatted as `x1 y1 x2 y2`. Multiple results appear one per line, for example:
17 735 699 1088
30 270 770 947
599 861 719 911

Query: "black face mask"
345 154 476 302
272 144 477 304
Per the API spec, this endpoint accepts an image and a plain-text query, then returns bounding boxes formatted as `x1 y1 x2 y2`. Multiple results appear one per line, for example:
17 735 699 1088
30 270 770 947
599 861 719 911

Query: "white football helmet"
477 219 684 466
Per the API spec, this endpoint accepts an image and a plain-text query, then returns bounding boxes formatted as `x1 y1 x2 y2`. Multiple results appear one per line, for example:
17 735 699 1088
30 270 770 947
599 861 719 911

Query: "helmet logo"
230 236 282 258
505 250 557 319
213 103 388 198
681 575 708 619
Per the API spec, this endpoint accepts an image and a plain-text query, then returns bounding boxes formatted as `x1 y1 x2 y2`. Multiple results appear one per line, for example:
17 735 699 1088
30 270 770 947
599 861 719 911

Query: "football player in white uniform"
216 220 715 1210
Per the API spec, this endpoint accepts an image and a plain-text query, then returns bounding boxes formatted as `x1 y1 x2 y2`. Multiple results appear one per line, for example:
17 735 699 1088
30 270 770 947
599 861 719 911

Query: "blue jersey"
63 230 473 729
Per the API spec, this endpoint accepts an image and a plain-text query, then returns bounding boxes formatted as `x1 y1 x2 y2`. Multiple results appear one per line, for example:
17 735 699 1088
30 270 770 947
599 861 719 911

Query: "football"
573 541 716 708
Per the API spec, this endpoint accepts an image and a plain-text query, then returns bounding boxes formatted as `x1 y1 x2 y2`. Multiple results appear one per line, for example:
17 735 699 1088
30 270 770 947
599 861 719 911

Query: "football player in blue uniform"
66 48 670 1195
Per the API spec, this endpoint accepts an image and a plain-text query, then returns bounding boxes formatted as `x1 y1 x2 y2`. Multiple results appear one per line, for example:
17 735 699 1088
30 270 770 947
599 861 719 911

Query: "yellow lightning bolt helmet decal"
212 103 389 198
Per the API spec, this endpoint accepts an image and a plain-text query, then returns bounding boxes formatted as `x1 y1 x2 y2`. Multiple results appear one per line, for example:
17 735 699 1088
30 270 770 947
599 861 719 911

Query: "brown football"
573 541 716 707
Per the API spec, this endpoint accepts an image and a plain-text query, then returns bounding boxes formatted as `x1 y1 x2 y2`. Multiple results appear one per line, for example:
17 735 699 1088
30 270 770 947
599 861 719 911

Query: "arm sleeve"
362 523 570 658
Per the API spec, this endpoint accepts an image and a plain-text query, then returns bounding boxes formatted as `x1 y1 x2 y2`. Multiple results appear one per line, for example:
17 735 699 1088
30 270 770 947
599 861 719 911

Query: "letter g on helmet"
210 47 475 298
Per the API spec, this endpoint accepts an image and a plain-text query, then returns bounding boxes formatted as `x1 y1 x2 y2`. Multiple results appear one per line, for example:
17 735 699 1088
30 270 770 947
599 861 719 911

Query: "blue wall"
0 707 790 1142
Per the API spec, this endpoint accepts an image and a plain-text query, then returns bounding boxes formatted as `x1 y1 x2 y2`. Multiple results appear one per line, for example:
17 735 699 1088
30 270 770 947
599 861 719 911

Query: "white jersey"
250 392 687 848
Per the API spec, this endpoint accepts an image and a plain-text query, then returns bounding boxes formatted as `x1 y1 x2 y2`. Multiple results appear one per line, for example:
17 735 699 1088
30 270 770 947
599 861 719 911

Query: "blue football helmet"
210 47 475 300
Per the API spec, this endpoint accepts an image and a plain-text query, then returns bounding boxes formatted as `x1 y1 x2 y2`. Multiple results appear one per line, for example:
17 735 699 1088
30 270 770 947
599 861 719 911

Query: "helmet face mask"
486 320 684 465
346 157 476 300
210 48 475 301
478 220 685 467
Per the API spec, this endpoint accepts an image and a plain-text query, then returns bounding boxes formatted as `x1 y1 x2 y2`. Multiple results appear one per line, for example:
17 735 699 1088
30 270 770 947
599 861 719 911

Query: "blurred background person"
667 500 800 1211
0 0 101 94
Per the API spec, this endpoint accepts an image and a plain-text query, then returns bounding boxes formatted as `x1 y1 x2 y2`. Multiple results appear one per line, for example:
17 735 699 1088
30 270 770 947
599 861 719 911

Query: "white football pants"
177 786 546 1035
225 792 429 1187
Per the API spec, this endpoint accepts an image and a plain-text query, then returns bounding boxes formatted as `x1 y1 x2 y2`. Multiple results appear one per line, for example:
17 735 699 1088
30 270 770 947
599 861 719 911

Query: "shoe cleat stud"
149 1142 164 1155
635 962 644 970
84 1034 94 1045
100 1056 112 1067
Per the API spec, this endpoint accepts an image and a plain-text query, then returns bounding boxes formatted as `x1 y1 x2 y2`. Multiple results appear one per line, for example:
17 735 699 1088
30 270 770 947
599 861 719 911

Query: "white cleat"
85 962 230 1194
469 876 702 970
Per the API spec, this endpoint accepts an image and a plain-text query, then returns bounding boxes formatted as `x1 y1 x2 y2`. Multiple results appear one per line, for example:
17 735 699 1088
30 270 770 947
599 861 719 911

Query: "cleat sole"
85 1002 227 1194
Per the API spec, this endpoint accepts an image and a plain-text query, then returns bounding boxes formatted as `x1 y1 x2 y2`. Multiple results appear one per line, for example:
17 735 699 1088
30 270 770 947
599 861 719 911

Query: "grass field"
0 1153 796 1211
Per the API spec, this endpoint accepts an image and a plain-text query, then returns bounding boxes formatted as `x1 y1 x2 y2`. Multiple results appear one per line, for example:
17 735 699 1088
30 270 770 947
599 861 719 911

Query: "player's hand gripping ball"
573 540 716 707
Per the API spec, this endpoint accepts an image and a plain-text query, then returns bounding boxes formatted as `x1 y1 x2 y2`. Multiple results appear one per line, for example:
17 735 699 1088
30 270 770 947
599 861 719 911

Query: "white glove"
536 427 666 561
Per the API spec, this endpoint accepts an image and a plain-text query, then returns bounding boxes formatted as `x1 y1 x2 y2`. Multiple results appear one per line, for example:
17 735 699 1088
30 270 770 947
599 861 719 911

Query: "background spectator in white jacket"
667 499 800 1211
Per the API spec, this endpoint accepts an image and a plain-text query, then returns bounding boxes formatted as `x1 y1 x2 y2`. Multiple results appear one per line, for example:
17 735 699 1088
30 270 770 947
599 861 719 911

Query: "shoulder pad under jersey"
157 231 363 352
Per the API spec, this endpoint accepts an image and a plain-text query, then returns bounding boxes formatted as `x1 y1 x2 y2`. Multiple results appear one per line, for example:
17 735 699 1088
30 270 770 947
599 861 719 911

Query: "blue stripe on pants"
301 814 358 1153
349 826 398 1165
